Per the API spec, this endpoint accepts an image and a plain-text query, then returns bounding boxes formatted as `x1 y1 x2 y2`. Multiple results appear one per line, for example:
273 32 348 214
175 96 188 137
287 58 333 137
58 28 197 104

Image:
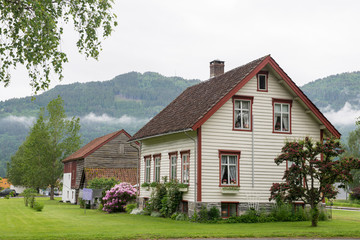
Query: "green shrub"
175 213 189 221
190 211 199 222
170 212 179 220
125 203 137 214
87 177 119 191
198 206 209 222
208 206 220 221
33 202 44 212
151 211 162 217
22 188 37 207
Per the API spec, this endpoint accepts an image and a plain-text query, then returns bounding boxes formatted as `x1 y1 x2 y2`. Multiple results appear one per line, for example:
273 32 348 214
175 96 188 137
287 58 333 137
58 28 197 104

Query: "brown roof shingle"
63 129 131 163
130 55 269 141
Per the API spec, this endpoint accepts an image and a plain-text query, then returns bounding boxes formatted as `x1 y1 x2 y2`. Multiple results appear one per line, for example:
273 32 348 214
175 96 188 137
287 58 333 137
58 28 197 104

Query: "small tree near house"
270 137 360 227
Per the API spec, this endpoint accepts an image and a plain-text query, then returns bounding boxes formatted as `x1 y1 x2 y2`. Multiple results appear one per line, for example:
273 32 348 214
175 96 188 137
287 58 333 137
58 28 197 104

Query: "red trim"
191 56 340 138
267 57 340 138
221 202 239 218
197 127 202 202
144 155 151 183
257 71 268 92
232 95 254 132
180 150 190 184
218 150 241 187
153 153 161 182
192 55 271 130
168 151 178 180
272 98 292 134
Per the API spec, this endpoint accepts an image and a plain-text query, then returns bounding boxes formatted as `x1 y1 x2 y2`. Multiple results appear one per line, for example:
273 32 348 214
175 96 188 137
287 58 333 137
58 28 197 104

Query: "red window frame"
180 150 190 184
257 71 268 92
168 151 178 180
144 155 151 183
232 95 254 132
221 202 239 218
153 154 161 182
272 98 292 134
219 150 241 187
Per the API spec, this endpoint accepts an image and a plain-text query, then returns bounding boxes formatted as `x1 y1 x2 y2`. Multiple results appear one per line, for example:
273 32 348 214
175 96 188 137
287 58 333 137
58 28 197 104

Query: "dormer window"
257 71 268 92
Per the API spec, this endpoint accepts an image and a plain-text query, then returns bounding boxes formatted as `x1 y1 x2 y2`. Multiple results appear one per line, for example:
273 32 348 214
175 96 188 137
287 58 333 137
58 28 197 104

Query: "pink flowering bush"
102 182 137 213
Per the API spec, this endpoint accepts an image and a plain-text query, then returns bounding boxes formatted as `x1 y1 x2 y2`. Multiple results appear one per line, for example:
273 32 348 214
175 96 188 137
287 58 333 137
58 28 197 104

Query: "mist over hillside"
1 70 360 178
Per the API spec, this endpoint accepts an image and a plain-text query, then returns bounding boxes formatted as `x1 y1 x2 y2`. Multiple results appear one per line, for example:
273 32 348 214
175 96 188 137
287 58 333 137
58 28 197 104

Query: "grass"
1 197 360 240
330 199 360 208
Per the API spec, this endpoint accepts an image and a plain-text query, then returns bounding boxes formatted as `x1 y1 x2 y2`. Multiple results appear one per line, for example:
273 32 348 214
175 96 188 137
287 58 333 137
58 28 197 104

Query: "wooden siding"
139 132 196 201
84 133 138 169
75 160 84 189
64 161 77 188
200 68 322 203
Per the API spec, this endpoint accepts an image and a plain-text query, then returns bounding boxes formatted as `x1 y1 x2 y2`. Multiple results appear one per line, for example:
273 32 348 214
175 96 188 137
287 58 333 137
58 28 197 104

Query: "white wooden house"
129 55 340 217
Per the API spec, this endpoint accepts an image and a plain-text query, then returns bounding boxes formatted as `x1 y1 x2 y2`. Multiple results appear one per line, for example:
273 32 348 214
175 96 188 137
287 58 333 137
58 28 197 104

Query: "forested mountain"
0 72 200 177
1 70 360 178
301 71 360 111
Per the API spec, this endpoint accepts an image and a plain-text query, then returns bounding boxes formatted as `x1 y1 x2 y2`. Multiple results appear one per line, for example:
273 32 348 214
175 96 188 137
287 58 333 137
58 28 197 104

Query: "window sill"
179 187 188 193
221 187 239 194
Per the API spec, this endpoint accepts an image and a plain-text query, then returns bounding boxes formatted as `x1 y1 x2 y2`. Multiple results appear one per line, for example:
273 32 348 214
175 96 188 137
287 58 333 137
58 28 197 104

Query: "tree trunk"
50 185 54 200
311 204 319 227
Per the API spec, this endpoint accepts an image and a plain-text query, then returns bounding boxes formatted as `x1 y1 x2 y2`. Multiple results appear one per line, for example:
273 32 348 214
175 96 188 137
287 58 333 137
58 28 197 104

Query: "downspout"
184 130 197 207
252 114 254 188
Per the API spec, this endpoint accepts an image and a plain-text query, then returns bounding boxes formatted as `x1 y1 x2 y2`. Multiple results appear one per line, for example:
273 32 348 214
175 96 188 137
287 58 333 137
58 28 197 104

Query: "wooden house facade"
62 129 139 203
129 55 340 217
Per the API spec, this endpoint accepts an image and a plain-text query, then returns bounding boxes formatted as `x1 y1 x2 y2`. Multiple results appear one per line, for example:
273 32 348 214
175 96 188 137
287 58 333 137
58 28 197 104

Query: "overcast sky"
1 0 360 101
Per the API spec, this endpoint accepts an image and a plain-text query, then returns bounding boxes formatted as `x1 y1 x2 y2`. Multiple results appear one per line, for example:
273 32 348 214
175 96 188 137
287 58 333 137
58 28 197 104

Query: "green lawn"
1 197 360 240
331 199 360 208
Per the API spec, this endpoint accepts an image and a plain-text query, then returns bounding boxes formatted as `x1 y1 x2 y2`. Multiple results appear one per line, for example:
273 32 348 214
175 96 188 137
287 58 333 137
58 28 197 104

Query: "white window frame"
219 151 240 186
181 152 190 184
154 155 161 183
169 153 177 180
145 157 151 183
274 102 290 133
234 99 251 130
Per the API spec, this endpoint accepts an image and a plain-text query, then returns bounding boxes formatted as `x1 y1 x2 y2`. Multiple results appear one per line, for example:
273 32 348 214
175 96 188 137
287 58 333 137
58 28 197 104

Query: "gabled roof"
130 55 340 141
63 129 132 163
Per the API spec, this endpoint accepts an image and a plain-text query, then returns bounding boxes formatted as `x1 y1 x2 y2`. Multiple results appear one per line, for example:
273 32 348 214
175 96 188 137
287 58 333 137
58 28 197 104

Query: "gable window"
257 71 268 91
169 152 178 180
153 154 161 183
144 155 151 183
181 150 190 184
219 150 240 186
273 99 292 133
233 96 253 131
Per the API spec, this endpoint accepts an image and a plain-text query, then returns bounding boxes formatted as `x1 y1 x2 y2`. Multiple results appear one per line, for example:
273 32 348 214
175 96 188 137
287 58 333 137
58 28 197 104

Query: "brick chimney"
210 60 225 78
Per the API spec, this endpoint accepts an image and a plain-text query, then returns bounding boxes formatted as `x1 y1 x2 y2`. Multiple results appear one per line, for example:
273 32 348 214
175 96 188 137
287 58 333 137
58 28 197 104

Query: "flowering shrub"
102 182 137 213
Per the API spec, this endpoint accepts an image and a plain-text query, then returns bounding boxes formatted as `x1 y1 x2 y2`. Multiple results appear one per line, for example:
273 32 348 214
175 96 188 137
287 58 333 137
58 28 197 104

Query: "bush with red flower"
102 182 137 213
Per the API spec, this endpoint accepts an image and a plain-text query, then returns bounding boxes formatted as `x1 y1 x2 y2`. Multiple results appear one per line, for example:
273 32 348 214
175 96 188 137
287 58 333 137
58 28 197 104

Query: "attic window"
257 71 268 92
273 98 292 134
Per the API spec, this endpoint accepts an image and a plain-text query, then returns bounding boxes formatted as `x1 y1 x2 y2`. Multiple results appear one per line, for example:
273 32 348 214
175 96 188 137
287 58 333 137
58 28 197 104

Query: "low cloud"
81 112 149 125
323 102 360 126
1 115 36 128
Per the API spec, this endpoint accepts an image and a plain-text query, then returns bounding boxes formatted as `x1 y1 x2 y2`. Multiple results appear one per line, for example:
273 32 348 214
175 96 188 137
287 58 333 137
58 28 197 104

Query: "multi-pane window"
234 99 251 130
220 153 239 186
169 153 177 180
221 203 238 218
181 152 190 184
154 155 161 182
274 102 290 132
145 156 151 183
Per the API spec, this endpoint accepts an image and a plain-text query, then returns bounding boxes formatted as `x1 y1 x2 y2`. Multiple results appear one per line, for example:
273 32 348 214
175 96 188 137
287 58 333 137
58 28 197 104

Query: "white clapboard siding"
139 131 196 201
201 69 322 203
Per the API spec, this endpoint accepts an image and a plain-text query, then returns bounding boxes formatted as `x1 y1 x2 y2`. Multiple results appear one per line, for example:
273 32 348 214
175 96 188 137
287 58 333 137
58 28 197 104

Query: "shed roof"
130 55 340 141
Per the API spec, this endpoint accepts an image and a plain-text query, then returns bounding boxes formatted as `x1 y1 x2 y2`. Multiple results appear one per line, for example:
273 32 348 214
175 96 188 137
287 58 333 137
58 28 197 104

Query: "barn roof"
63 129 132 163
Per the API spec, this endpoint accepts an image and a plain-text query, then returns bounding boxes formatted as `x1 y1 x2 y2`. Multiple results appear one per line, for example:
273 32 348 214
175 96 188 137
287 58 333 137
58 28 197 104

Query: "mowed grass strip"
1 197 360 240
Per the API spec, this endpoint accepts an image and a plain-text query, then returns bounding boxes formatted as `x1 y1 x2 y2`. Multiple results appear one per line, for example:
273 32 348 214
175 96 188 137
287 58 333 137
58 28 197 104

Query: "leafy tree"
0 0 117 93
7 96 81 199
343 117 360 189
270 137 360 227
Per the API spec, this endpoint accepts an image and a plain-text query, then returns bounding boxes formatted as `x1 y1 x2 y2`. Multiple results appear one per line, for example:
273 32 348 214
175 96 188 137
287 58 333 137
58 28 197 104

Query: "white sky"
1 0 360 101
